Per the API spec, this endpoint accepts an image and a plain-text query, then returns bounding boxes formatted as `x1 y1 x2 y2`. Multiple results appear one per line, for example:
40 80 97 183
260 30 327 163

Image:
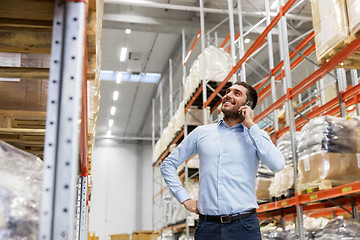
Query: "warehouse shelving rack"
152 0 360 239
0 0 103 239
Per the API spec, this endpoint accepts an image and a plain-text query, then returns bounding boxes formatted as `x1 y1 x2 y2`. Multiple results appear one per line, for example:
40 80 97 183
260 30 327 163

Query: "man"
161 82 285 240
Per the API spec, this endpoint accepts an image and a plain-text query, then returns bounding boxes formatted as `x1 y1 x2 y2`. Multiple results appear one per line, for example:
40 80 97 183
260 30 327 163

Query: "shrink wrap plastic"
346 0 360 36
311 0 349 62
184 46 232 103
297 116 360 191
314 218 360 239
0 140 43 240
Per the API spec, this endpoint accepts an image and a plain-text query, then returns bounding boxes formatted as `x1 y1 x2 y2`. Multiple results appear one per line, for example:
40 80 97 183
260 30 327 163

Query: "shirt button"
219 181 222 184
219 166 222 169
219 197 222 200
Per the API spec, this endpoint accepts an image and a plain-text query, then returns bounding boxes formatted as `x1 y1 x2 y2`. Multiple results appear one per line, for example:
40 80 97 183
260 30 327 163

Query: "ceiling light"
113 91 119 101
108 119 114 128
116 72 122 84
106 130 111 136
120 47 127 62
110 106 116 115
270 0 278 10
244 38 251 44
125 29 131 34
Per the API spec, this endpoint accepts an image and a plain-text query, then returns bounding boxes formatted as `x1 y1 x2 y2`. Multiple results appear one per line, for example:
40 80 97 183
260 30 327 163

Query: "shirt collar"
218 119 244 131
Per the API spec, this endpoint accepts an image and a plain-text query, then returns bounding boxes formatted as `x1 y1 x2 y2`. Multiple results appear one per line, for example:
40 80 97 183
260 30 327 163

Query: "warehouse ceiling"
95 0 314 142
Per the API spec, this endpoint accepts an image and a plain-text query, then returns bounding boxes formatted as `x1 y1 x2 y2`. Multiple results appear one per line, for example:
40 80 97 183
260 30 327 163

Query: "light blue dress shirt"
160 119 285 215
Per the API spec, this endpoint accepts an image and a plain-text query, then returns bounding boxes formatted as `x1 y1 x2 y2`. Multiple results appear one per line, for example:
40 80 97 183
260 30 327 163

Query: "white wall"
89 140 153 240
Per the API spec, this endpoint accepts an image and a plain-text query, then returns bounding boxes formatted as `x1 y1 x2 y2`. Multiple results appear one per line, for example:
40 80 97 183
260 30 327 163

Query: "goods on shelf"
313 218 360 239
110 233 130 240
184 46 232 103
0 140 43 240
132 231 158 240
268 165 293 198
269 132 300 198
346 0 360 36
255 177 272 202
256 163 274 202
297 116 360 192
153 105 206 163
311 0 349 63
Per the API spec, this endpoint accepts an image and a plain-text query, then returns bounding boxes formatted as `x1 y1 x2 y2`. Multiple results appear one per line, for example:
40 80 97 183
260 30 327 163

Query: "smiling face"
221 85 249 118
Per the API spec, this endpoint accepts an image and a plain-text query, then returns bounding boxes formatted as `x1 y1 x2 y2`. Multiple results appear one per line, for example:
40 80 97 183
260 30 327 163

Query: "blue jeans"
194 213 262 240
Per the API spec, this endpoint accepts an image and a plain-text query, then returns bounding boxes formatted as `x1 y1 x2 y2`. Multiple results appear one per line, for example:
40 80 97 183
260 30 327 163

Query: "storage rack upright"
0 0 103 239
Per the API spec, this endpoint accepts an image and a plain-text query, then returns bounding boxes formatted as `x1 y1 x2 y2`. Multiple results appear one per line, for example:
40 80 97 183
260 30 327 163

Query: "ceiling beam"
103 13 302 37
104 0 312 22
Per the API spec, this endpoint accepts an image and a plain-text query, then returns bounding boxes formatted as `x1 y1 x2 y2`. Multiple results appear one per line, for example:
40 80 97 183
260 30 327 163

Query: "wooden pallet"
317 34 360 69
298 179 352 195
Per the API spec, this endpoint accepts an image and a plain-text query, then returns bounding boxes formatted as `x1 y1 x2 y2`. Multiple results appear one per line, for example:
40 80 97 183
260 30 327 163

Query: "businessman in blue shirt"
161 82 285 240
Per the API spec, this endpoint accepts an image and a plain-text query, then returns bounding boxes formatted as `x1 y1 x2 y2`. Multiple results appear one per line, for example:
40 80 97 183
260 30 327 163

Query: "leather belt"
199 208 257 224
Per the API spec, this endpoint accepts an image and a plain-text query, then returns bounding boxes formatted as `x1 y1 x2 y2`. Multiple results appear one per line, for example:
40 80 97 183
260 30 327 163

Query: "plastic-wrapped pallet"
268 165 294 198
311 0 349 63
297 116 360 191
184 46 231 103
269 132 300 198
346 0 360 36
255 162 274 202
0 140 43 240
314 218 360 239
198 46 232 82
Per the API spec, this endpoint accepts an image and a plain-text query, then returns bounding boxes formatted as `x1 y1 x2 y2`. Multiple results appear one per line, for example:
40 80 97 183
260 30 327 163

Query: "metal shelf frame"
39 0 90 239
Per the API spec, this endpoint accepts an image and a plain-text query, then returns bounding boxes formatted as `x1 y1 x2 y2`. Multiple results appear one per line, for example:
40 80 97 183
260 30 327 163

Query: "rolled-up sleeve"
160 127 199 203
248 124 285 172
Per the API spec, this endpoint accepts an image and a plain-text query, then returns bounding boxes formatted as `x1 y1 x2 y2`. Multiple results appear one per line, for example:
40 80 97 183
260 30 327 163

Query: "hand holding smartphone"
239 100 251 119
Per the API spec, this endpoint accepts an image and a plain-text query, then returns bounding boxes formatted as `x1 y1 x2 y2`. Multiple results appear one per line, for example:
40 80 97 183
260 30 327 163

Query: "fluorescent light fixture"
270 0 278 10
108 119 114 128
120 47 127 62
106 130 111 136
113 91 119 101
244 38 251 44
125 29 131 34
110 106 116 115
116 72 122 84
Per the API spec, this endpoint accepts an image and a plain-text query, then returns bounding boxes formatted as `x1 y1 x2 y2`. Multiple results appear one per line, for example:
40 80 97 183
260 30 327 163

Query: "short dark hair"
235 82 258 109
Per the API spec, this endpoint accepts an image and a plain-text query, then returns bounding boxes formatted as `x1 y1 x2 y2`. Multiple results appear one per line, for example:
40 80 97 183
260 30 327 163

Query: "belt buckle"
220 215 231 224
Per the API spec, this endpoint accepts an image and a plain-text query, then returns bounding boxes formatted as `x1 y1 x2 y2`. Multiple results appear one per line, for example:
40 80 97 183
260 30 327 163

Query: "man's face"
221 85 248 117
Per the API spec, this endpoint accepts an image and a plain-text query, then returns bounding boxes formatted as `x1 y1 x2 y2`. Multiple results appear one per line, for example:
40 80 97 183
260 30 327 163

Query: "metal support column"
265 0 279 133
151 98 156 238
182 28 190 240
351 196 359 219
227 0 237 83
237 0 246 82
350 69 360 116
39 0 86 239
336 68 347 117
160 83 164 132
169 59 174 118
279 0 305 239
199 0 208 124
79 176 88 240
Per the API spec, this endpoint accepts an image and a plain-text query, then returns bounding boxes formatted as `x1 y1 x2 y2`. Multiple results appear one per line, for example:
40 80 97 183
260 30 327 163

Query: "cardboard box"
255 178 272 201
311 0 349 62
298 152 360 188
132 231 159 240
110 233 130 240
346 0 360 36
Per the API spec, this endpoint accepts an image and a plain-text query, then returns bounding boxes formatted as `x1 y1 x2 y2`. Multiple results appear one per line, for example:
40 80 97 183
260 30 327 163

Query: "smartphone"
239 100 250 120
